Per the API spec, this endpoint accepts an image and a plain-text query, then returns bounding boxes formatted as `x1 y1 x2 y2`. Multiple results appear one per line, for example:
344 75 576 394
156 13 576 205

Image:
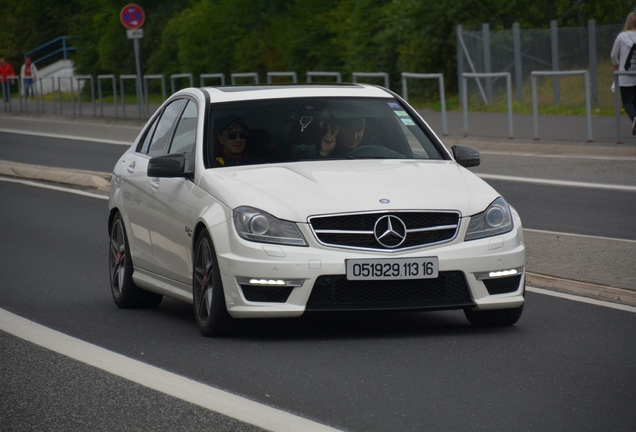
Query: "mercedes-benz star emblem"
374 215 407 248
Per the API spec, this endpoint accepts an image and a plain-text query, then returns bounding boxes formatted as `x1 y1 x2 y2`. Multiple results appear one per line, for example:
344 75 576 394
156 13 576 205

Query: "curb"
527 273 636 307
0 160 111 193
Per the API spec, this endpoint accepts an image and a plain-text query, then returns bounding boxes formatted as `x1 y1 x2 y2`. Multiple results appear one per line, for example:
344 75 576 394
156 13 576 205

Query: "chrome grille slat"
309 211 460 251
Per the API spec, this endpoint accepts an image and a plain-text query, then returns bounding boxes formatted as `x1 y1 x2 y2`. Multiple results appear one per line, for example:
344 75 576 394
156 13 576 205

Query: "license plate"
345 257 439 280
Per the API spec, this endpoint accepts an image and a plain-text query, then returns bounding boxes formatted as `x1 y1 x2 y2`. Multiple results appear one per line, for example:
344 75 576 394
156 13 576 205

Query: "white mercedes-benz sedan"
108 84 525 336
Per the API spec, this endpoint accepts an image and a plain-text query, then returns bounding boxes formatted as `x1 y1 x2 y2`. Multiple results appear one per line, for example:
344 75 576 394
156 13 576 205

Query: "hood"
200 160 499 222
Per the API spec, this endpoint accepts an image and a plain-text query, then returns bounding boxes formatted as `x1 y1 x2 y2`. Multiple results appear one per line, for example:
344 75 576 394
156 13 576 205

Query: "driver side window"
147 99 187 158
168 100 197 171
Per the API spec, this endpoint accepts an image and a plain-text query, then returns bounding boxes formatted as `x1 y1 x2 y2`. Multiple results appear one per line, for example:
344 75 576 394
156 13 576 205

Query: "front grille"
306 271 473 311
309 211 460 251
241 285 294 303
483 275 522 295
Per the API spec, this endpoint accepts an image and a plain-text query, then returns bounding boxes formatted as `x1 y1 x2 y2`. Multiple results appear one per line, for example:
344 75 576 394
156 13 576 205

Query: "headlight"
233 206 308 246
465 197 513 241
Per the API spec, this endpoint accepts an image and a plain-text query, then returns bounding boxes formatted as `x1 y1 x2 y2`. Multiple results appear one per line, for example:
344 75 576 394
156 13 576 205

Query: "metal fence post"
483 23 492 104
267 72 298 84
120 74 138 119
306 72 342 83
200 74 225 86
231 73 259 85
401 72 447 136
75 75 96 117
170 73 193 95
513 22 523 103
550 20 560 105
588 19 598 104
531 70 592 142
97 74 117 118
144 74 166 118
463 72 514 139
457 25 464 100
352 72 390 89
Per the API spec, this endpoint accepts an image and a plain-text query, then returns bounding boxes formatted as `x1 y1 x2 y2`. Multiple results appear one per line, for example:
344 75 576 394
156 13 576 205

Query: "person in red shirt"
0 58 16 103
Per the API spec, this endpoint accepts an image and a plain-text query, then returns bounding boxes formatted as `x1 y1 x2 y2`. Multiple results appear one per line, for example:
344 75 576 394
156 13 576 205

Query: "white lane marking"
0 116 141 130
0 128 131 146
527 286 636 313
524 228 636 244
477 173 636 192
0 308 342 432
480 150 636 161
0 176 109 200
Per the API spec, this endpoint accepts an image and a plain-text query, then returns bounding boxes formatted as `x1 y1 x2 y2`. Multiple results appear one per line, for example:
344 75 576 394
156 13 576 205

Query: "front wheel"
192 230 233 336
109 213 162 308
464 304 524 327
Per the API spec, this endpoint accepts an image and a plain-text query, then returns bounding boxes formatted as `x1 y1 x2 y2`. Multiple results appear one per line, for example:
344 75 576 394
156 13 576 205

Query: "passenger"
213 116 261 166
319 118 366 157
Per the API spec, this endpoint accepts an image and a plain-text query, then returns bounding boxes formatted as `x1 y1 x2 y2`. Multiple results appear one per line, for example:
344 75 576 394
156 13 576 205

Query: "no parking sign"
120 4 146 118
120 4 145 30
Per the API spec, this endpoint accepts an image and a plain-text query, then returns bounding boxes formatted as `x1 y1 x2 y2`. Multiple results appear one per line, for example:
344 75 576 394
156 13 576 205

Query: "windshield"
207 97 445 168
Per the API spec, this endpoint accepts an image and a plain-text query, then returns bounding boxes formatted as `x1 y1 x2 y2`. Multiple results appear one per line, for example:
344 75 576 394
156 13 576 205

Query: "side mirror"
451 145 480 168
147 153 189 178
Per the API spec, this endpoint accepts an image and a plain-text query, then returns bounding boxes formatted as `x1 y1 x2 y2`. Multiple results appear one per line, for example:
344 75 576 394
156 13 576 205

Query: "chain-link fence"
458 20 621 108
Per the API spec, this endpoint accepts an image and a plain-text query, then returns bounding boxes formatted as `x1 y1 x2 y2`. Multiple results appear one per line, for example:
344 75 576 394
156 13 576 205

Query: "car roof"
198 83 395 103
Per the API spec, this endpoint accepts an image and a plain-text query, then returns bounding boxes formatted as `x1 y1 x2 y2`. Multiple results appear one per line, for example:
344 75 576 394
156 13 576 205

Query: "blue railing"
25 36 76 65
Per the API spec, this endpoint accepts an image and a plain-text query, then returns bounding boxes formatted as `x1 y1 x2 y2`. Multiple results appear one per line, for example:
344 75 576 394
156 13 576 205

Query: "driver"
319 117 366 157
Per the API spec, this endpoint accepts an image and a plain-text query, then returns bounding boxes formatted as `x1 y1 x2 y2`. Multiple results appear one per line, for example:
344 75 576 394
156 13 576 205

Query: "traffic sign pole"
133 38 144 118
120 4 146 118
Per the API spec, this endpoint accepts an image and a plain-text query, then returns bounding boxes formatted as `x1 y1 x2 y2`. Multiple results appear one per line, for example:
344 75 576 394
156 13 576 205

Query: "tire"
464 304 524 327
109 213 162 308
192 230 233 336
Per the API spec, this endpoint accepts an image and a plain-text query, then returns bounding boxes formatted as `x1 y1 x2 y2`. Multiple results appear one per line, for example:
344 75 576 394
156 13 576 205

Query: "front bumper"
209 218 525 318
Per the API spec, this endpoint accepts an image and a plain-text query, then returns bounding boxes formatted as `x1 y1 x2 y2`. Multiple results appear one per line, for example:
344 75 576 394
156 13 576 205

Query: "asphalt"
1 100 635 307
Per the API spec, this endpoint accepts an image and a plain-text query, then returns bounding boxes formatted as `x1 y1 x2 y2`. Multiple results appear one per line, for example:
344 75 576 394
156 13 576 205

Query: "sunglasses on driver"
224 131 248 140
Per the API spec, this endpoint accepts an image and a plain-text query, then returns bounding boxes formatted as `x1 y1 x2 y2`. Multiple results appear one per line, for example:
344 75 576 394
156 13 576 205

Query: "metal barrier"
401 72 448 136
352 72 390 89
170 73 193 94
97 75 117 118
613 71 636 143
531 70 592 142
267 72 298 84
231 73 259 85
1 75 17 111
20 75 43 114
120 74 141 119
462 72 514 139
38 77 56 114
144 74 166 116
306 71 342 83
200 73 225 86
57 76 76 115
75 75 96 117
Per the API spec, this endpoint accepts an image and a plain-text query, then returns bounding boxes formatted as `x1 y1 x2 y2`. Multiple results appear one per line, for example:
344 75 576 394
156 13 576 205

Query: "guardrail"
0 69 621 144
462 72 513 139
531 70 592 142
401 73 447 136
